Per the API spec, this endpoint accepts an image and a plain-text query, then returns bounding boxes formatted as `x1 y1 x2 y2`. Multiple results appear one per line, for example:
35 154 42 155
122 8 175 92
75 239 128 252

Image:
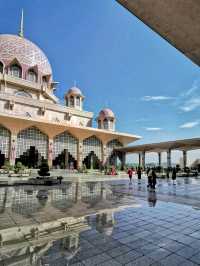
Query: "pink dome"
66 86 83 97
0 34 52 75
99 108 115 119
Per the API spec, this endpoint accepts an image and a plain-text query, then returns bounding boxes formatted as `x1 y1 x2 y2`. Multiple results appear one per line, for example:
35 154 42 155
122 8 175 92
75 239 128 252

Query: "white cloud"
180 121 199 129
180 97 200 112
141 96 173 101
145 127 163 131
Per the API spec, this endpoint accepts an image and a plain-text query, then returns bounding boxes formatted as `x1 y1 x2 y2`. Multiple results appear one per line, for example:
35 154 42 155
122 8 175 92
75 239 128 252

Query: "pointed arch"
26 66 38 83
53 131 78 169
83 135 102 162
0 125 11 166
107 139 123 165
7 58 22 78
16 126 48 160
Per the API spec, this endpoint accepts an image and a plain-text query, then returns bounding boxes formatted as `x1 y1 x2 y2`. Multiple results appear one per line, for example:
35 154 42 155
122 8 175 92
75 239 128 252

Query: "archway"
53 149 77 169
83 151 101 169
82 136 102 169
16 126 48 168
15 146 43 168
107 139 123 166
53 131 78 169
0 125 10 168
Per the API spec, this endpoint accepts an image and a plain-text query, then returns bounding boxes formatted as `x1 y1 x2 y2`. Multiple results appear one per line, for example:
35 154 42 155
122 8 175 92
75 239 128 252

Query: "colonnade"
137 149 188 169
0 124 125 169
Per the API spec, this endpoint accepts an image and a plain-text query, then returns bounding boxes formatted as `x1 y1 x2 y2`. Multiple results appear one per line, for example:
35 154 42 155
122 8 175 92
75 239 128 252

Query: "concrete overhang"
0 112 141 145
116 138 200 153
117 0 200 66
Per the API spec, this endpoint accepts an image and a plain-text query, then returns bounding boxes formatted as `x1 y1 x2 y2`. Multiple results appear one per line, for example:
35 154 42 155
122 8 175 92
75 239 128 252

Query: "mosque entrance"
16 146 43 168
83 151 100 169
53 149 77 169
0 151 5 168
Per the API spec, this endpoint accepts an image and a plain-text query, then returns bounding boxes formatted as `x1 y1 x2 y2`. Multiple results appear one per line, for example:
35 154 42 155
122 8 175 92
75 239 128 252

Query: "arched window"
76 96 80 106
10 64 22 78
70 96 74 107
27 69 37 82
42 76 48 87
0 61 3 73
103 119 109 130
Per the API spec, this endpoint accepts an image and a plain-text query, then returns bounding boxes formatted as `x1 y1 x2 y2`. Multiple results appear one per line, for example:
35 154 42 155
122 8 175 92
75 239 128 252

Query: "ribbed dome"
65 86 83 97
98 108 115 119
0 34 52 75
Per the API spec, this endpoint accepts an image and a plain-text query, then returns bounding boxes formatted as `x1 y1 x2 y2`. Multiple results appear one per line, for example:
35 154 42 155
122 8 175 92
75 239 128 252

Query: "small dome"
65 86 83 97
98 108 115 119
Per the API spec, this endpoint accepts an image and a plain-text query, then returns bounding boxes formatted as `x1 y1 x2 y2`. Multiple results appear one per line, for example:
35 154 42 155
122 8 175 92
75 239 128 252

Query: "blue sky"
1 0 200 163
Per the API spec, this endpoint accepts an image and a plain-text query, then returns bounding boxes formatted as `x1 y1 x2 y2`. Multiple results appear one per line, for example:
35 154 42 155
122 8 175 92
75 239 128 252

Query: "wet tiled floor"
1 177 200 265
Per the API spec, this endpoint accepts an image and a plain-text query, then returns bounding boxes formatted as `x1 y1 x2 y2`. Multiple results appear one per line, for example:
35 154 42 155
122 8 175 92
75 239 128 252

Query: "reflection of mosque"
0 210 116 266
87 211 115 237
0 181 115 216
0 222 88 266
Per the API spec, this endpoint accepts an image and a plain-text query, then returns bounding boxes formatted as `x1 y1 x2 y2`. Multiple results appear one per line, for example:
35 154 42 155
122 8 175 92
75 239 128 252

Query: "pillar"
102 143 108 166
121 152 126 170
9 132 17 166
167 149 171 168
158 152 161 167
183 150 187 170
77 139 83 169
48 139 53 168
142 151 145 170
138 153 141 167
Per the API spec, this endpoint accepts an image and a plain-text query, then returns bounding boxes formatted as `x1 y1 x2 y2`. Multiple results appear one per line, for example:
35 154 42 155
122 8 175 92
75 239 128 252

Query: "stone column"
9 132 17 166
77 139 83 169
183 150 187 170
48 139 53 168
102 143 108 166
142 151 146 170
158 152 162 167
167 149 171 168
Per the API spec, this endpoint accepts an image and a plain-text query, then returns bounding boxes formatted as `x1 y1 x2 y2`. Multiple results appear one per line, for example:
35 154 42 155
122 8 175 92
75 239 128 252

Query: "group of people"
127 167 142 183
127 166 177 189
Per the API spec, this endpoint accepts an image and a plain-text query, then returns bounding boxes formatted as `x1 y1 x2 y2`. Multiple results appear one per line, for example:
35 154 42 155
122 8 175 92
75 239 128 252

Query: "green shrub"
14 162 25 174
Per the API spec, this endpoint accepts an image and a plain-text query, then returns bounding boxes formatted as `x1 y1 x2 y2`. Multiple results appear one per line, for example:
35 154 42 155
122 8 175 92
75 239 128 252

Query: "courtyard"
0 176 200 265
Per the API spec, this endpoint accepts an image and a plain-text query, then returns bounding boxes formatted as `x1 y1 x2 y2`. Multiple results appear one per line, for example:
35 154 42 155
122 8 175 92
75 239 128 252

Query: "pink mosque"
0 13 140 169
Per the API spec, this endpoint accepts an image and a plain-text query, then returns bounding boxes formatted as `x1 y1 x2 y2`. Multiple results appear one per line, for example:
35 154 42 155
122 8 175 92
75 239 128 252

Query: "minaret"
19 9 24 37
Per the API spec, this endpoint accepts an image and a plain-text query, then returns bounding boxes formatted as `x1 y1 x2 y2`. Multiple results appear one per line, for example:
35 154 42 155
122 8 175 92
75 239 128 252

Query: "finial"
19 9 24 37
74 80 77 87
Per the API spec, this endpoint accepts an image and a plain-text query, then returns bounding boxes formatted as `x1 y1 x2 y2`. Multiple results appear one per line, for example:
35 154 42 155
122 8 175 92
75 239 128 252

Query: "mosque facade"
0 20 140 169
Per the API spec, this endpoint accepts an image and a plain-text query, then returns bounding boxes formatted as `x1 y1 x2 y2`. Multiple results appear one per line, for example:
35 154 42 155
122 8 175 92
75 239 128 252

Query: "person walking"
152 168 157 190
172 167 176 185
127 168 133 183
147 168 153 188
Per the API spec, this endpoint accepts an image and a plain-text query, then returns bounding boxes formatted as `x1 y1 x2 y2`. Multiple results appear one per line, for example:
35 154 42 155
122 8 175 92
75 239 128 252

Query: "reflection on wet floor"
1 178 200 265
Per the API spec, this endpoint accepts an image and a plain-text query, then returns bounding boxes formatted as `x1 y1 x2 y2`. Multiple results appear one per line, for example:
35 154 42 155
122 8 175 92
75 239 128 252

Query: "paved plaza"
1 177 200 265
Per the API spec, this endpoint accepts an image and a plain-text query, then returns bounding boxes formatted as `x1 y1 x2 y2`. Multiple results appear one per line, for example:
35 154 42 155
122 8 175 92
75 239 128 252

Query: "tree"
38 160 50 177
